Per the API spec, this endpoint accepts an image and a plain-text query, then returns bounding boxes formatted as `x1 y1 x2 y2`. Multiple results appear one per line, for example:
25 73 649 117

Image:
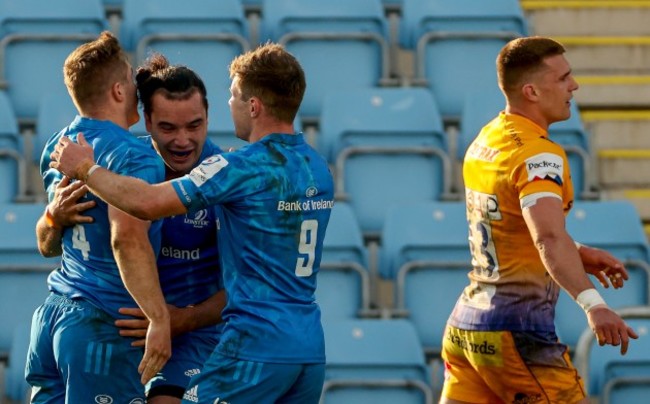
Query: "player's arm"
523 196 638 354
49 133 186 221
116 290 227 346
36 176 96 257
109 206 171 384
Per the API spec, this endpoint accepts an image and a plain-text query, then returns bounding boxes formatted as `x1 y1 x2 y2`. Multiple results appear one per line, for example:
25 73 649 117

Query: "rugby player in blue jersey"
27 31 171 403
36 53 227 404
50 42 335 404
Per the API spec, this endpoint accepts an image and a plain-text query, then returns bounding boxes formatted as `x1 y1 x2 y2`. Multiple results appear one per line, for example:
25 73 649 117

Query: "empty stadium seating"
34 88 77 165
319 87 453 237
379 201 470 360
0 0 107 125
121 0 250 95
321 319 434 404
0 89 26 203
261 0 395 123
318 202 373 322
4 319 31 403
400 0 528 121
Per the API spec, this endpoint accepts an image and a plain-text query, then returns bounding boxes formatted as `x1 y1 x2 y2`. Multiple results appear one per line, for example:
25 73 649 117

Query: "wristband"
84 164 101 182
44 206 61 230
576 288 607 313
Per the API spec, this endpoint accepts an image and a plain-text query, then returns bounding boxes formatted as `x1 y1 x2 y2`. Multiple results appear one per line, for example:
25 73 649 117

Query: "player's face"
147 91 208 177
534 54 579 125
124 64 140 127
229 75 252 141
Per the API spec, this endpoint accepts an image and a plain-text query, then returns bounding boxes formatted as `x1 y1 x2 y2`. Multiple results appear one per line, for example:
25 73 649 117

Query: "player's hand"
49 176 96 227
49 132 96 180
137 317 171 385
578 244 628 289
117 305 188 347
587 306 638 355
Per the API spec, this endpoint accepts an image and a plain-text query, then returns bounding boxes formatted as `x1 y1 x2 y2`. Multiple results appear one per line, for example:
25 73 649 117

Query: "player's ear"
522 83 538 101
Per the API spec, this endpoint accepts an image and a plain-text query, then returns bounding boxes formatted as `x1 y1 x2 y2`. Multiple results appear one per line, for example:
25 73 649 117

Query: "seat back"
401 0 527 120
0 0 106 123
261 0 391 121
380 201 471 354
322 319 434 404
34 88 77 164
121 0 249 94
0 90 22 203
321 88 451 236
318 202 370 321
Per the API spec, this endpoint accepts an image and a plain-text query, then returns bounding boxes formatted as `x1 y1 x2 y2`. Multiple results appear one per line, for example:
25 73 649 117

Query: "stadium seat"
601 376 650 404
320 87 453 237
574 306 650 397
400 0 527 121
0 90 26 203
121 0 250 95
318 202 372 322
555 200 650 351
34 88 77 165
0 0 107 124
260 0 395 123
321 319 434 404
4 319 31 403
379 201 471 359
0 202 56 370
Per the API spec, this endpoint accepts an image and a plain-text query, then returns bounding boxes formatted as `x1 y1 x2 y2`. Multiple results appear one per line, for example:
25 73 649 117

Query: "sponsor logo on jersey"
95 395 113 404
161 246 200 260
183 385 199 403
214 398 230 404
184 209 210 228
189 155 229 186
525 152 563 186
467 142 500 162
128 399 145 404
185 368 201 377
305 186 318 197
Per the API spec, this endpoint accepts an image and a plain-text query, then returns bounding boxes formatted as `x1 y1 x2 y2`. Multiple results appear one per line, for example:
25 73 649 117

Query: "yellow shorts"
441 325 586 403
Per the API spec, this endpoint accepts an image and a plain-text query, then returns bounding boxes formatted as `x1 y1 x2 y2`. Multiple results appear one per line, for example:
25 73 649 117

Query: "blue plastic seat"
574 306 650 397
555 200 650 351
380 201 470 361
261 0 394 122
4 319 31 403
320 87 453 237
322 319 434 404
318 202 372 322
400 0 527 121
0 0 107 124
0 90 25 203
34 88 77 165
121 0 250 94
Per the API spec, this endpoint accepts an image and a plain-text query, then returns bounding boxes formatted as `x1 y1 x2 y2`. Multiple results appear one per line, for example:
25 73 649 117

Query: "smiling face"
146 90 208 178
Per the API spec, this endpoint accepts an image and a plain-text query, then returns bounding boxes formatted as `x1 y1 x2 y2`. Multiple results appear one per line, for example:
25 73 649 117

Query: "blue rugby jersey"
171 133 334 363
40 116 165 319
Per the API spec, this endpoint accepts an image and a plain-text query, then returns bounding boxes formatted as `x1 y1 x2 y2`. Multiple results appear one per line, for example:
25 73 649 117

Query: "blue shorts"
26 292 146 404
147 328 219 399
181 351 325 404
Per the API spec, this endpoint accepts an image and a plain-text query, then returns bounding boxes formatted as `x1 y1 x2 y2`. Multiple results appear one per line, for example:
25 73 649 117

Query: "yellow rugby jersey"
448 112 574 332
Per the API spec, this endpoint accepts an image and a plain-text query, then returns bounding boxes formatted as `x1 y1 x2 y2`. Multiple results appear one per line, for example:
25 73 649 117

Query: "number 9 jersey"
449 112 574 332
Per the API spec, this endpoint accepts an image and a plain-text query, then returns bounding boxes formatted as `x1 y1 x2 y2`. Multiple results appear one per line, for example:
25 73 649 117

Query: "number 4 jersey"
41 116 165 319
171 133 334 363
448 112 574 333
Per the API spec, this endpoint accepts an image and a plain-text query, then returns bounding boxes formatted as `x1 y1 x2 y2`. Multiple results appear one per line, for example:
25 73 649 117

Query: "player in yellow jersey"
439 36 639 404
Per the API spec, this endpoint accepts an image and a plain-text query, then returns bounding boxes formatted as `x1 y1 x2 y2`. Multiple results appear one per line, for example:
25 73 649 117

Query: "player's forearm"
35 210 63 257
535 232 595 299
182 290 226 333
113 236 169 324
